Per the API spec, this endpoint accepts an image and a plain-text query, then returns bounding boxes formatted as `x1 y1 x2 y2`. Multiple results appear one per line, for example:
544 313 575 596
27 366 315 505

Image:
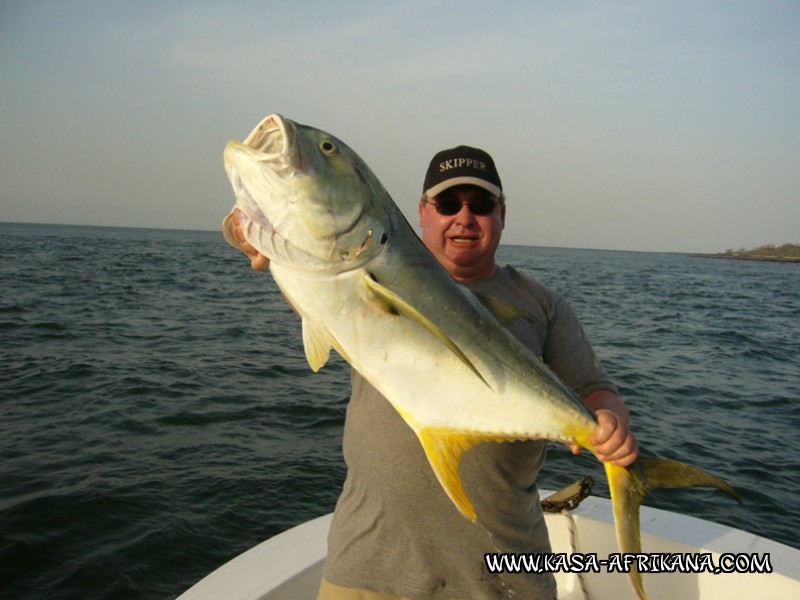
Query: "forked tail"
605 457 741 599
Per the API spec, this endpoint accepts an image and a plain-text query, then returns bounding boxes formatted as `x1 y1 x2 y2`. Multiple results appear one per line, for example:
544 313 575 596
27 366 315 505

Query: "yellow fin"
605 457 741 600
635 456 741 501
605 462 646 599
417 428 524 522
364 274 491 389
302 318 334 372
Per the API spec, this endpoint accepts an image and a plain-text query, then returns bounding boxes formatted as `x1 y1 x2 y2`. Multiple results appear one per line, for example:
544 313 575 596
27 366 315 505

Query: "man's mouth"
449 235 480 244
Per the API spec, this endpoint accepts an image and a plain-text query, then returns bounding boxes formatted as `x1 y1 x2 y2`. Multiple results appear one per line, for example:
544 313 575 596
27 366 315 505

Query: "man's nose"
454 203 477 223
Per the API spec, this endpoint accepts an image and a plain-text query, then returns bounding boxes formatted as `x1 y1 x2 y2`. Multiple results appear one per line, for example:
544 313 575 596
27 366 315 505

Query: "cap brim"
425 176 502 199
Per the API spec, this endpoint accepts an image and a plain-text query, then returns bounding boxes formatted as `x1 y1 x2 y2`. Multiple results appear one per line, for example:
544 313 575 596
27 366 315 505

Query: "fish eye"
319 139 338 155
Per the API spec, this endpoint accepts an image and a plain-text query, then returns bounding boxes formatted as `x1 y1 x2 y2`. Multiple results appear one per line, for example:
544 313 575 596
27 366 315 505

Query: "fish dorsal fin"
302 318 337 372
417 427 525 522
364 274 492 389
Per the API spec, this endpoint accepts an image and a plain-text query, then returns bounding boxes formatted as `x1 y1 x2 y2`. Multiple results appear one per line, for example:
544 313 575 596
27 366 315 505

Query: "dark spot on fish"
380 233 388 244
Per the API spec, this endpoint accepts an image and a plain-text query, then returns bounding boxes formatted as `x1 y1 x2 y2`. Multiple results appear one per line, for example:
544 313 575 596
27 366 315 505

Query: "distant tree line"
722 243 800 258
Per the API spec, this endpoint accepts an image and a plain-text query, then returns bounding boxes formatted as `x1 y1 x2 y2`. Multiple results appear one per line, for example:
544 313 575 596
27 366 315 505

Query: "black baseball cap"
422 145 503 199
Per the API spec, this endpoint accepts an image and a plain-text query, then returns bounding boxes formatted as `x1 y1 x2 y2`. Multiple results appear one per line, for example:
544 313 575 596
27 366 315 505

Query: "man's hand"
571 390 639 467
230 210 270 271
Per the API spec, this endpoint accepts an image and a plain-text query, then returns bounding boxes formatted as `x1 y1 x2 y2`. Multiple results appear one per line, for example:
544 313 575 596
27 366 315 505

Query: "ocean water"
1 222 798 599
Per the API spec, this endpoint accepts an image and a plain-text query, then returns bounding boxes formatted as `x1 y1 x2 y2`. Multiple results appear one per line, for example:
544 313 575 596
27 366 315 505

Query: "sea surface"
1 222 798 599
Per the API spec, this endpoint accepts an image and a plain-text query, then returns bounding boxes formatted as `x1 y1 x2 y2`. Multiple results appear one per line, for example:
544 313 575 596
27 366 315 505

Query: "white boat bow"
178 493 799 600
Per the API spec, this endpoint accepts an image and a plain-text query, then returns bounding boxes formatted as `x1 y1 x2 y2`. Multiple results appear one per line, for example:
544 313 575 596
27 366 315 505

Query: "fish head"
223 114 391 273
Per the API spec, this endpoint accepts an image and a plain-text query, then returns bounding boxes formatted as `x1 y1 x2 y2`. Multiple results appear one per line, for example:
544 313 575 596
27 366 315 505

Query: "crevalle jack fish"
222 114 739 600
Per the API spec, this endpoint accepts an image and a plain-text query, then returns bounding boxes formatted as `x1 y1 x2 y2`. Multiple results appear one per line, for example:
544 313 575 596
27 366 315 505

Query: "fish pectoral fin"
364 274 492 390
417 428 524 523
472 292 545 330
301 318 343 372
605 458 741 600
472 292 525 326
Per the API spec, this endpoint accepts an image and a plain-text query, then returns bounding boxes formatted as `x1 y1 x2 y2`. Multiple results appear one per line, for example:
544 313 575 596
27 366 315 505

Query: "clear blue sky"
2 0 798 252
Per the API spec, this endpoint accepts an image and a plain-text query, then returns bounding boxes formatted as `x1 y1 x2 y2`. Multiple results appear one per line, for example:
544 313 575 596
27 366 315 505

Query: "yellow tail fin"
606 457 740 599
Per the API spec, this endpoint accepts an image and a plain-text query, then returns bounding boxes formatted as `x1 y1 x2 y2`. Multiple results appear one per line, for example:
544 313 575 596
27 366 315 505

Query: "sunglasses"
426 196 500 216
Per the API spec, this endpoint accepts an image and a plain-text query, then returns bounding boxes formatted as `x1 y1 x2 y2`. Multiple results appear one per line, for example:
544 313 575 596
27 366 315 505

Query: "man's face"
418 185 506 282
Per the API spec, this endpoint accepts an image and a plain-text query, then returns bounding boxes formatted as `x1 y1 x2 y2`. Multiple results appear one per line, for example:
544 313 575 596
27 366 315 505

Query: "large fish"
222 114 739 599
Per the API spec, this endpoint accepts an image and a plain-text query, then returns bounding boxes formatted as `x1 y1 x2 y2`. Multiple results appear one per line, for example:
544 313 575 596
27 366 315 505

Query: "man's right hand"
230 210 270 271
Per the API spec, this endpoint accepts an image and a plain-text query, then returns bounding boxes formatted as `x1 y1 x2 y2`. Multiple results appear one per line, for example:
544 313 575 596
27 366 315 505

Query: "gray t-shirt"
324 265 616 599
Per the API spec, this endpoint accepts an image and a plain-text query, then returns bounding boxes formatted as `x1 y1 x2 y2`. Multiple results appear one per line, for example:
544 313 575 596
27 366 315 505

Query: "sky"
1 0 798 253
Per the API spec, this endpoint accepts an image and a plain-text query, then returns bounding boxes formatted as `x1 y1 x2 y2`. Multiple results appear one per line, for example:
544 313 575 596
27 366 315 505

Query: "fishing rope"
541 477 595 600
561 508 594 600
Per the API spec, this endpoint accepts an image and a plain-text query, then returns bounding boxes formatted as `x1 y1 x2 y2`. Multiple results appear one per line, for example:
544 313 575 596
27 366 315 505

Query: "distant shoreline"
691 253 800 264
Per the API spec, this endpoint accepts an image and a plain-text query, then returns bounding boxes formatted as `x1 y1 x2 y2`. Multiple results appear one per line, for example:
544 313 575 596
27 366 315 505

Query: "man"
230 146 638 599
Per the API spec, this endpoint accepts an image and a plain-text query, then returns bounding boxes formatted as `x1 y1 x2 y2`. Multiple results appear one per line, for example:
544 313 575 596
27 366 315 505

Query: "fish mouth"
223 114 305 191
241 114 304 172
222 114 304 262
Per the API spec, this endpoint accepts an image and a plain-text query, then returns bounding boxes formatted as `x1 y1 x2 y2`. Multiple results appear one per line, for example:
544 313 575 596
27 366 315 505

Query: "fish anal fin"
364 274 492 390
417 427 525 523
605 457 741 600
302 318 347 371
